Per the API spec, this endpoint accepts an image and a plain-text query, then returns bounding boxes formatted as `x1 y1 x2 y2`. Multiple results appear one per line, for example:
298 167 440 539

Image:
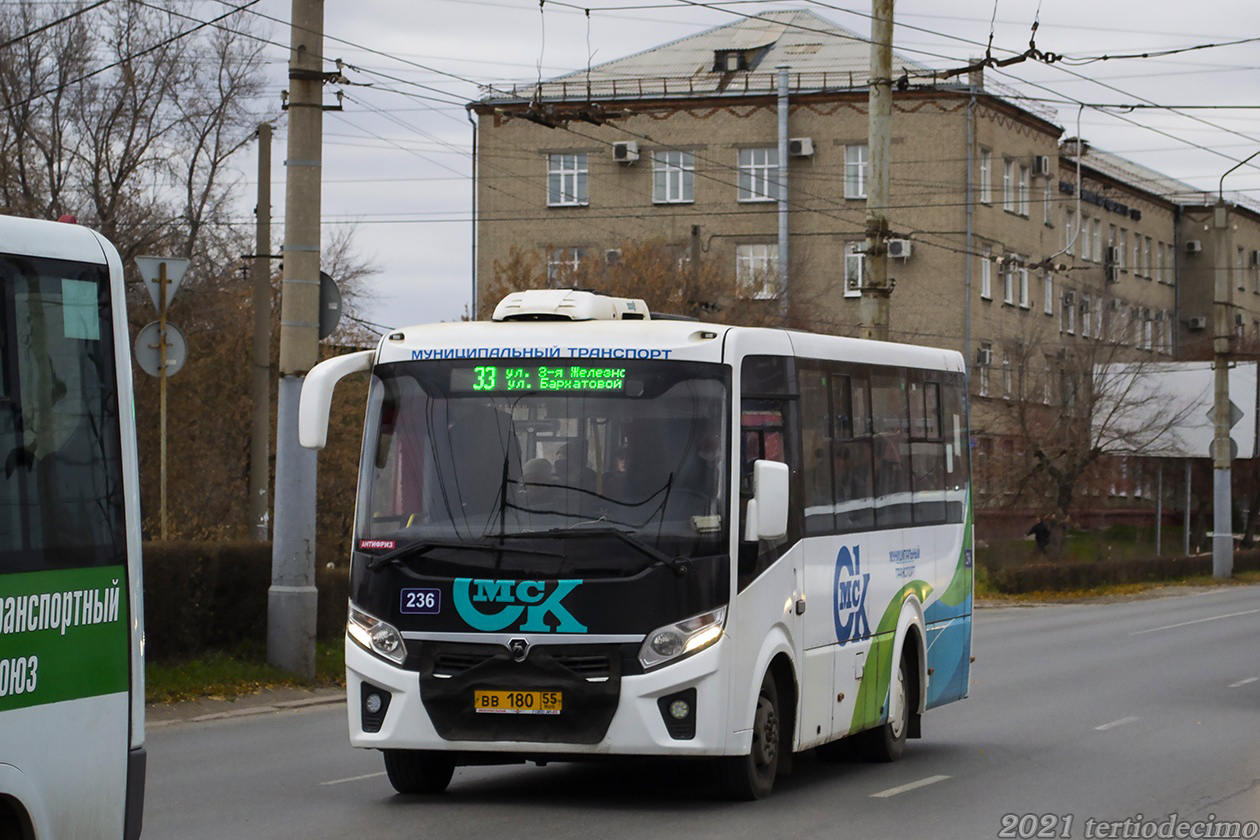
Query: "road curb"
147 690 346 728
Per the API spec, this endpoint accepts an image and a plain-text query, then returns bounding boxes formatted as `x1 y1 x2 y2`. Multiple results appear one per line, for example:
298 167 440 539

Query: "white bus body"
0 216 146 838
302 290 971 799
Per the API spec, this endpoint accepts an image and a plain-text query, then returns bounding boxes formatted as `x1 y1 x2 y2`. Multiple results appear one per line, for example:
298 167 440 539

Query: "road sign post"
135 256 190 541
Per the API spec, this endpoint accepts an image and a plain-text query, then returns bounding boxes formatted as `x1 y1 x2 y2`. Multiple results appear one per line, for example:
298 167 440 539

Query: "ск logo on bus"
833 546 870 646
452 578 587 633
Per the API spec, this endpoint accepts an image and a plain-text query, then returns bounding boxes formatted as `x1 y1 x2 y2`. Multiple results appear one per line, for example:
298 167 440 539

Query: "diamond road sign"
1204 400 1245 430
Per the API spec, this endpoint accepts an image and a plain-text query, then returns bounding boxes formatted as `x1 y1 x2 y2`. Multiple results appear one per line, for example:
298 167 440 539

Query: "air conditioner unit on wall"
612 141 639 163
1185 240 1203 254
788 137 814 157
1033 154 1052 176
1187 316 1207 330
887 239 912 259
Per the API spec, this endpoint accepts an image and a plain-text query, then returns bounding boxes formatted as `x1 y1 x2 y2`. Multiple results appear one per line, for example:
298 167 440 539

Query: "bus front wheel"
718 672 780 800
383 749 456 794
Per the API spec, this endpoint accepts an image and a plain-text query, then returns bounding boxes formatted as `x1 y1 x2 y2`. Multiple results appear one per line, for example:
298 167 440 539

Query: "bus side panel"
926 614 972 707
726 543 800 757
0 695 130 839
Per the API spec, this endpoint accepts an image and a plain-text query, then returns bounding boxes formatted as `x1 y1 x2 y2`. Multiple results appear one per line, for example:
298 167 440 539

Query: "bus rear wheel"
718 672 780 800
383 749 456 794
855 654 908 763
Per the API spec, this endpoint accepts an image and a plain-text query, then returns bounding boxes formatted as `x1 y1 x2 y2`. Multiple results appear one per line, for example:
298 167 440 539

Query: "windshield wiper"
517 527 692 577
365 538 562 572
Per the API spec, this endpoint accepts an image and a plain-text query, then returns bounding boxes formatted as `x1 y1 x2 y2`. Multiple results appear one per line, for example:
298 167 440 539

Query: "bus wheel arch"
0 794 35 840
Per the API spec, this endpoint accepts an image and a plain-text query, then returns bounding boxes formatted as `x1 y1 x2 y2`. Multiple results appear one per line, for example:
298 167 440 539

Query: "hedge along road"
142 585 1260 840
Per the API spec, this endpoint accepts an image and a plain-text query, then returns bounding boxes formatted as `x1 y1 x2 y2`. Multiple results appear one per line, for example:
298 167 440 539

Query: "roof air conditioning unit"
612 141 639 163
1185 240 1202 254
1033 154 1052 176
788 137 814 157
1187 316 1207 331
887 239 912 259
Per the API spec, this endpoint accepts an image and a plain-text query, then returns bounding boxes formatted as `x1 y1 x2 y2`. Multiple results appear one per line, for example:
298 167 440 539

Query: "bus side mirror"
298 349 374 449
744 460 789 542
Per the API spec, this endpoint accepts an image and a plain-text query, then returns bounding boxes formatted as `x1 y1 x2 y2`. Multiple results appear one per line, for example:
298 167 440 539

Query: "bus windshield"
355 358 730 573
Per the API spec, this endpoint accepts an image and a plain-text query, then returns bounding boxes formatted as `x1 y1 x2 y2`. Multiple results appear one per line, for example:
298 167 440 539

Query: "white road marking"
320 772 387 786
870 774 951 798
1095 716 1140 731
1228 677 1258 688
1129 608 1260 636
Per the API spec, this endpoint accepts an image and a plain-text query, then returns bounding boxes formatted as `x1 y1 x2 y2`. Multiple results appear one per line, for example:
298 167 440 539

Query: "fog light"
657 688 697 740
360 682 392 733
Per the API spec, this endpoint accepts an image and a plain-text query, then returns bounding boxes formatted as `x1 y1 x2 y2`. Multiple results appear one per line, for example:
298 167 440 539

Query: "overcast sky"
236 0 1260 333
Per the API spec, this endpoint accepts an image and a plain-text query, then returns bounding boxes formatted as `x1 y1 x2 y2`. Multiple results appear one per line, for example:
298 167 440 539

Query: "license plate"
474 690 562 715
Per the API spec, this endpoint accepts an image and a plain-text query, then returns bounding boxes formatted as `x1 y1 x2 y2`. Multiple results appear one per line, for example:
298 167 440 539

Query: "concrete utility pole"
270 0 325 677
1211 198 1233 578
776 64 790 321
859 0 893 342
251 123 272 543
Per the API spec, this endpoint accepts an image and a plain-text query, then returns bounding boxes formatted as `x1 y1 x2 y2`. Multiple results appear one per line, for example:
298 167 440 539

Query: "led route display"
452 365 628 393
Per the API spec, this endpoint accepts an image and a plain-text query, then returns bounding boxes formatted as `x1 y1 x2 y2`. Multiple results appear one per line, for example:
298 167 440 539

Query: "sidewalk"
146 686 346 728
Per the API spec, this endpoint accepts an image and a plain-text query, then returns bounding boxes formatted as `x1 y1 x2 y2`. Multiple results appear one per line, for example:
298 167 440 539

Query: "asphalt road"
143 586 1260 840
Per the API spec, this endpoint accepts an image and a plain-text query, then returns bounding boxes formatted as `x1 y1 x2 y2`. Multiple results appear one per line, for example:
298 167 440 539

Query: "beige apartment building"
469 9 1260 526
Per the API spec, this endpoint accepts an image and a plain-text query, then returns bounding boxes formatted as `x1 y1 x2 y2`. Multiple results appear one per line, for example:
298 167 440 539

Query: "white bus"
301 289 971 799
0 216 146 837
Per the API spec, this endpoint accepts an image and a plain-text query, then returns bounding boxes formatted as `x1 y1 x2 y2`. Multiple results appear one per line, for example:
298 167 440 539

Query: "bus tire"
718 672 780 800
855 654 909 763
383 750 456 794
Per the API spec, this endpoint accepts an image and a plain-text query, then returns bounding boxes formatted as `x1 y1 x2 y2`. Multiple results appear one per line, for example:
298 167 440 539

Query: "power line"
0 0 111 50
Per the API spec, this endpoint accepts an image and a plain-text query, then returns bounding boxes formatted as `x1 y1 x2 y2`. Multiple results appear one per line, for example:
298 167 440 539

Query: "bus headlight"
638 606 726 670
347 604 407 665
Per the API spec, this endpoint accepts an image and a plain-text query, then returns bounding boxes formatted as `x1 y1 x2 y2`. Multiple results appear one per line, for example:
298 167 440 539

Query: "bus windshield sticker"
452 578 586 633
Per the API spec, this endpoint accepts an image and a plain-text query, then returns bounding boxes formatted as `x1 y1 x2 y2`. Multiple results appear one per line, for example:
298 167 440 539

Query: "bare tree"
482 239 832 330
981 312 1197 556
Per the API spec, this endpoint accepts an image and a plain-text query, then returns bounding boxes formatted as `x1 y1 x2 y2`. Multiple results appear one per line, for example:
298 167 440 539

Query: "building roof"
479 9 939 102
1067 140 1260 214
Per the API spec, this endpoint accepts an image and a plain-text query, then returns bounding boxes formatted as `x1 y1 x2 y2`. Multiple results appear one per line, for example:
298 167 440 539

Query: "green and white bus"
302 289 971 799
0 216 145 838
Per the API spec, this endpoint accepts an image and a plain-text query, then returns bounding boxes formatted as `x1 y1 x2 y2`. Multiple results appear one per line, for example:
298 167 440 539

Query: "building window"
979 149 991 204
1144 237 1153 280
1117 228 1127 271
1092 218 1102 264
738 147 778 202
1019 261 1030 309
652 150 694 204
736 243 779 298
1080 295 1091 339
1003 258 1015 305
1003 159 1014 211
978 342 992 397
1002 358 1012 400
1044 269 1054 315
1157 241 1167 284
844 241 865 298
1239 247 1247 292
1043 358 1053 405
1065 208 1075 255
844 144 868 199
1043 180 1053 226
546 246 584 284
1018 165 1030 216
980 247 992 300
547 153 589 206
1063 291 1075 334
